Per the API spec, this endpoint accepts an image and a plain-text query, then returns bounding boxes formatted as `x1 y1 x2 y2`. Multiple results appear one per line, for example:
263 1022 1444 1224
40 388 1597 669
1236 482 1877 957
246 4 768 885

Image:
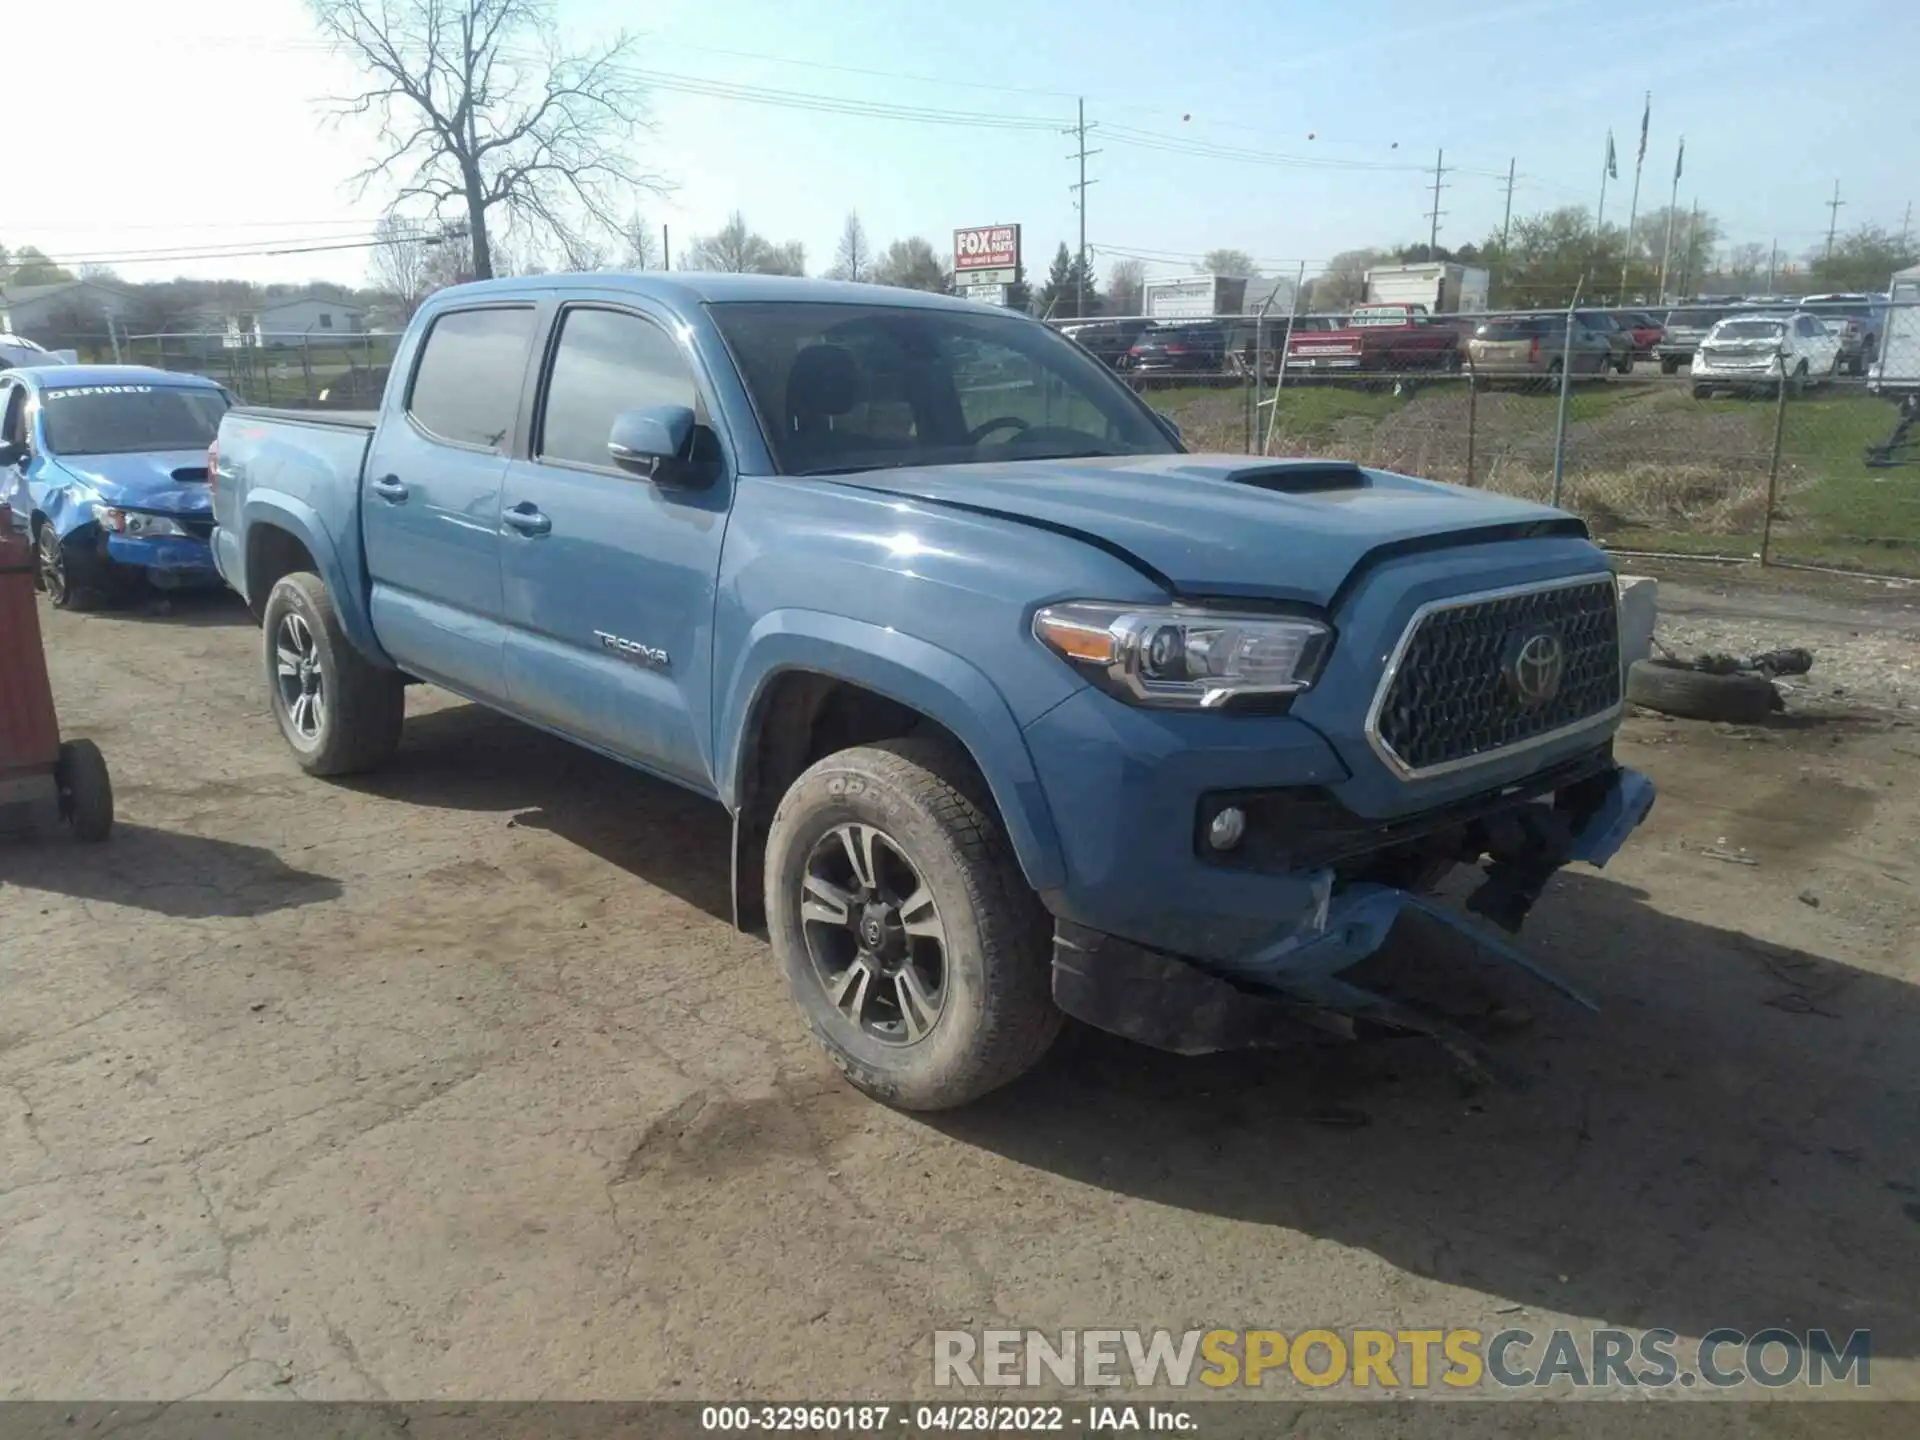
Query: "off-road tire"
262 571 405 777
765 737 1059 1111
1626 658 1778 724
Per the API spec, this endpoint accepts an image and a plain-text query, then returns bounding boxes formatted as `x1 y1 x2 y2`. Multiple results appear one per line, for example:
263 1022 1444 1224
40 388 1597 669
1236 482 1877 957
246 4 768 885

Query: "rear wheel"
1660 356 1681 375
1615 350 1634 375
1789 360 1810 397
262 571 405 776
1692 382 1712 399
765 738 1058 1111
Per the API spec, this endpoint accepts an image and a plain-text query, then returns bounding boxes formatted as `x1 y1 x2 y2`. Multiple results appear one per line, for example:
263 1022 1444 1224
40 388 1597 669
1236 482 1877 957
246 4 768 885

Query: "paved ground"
4 580 1919 1406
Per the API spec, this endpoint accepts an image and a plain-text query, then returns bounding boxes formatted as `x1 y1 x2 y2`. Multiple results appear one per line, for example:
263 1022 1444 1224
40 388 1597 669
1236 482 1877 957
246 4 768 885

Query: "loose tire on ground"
764 737 1059 1111
261 571 405 777
56 738 114 841
1625 658 1779 723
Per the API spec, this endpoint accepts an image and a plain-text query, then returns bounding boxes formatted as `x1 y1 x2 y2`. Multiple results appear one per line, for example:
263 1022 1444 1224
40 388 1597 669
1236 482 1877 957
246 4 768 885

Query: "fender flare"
240 492 392 667
716 609 1068 893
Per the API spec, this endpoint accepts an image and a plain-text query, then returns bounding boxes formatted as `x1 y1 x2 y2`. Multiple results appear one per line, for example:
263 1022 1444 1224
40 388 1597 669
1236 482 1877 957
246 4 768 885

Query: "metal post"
1766 240 1777 295
1620 93 1648 299
1550 281 1584 508
1262 263 1308 456
663 224 671 271
1823 180 1844 270
1657 137 1683 301
1465 362 1478 487
1761 347 1790 566
1427 150 1446 256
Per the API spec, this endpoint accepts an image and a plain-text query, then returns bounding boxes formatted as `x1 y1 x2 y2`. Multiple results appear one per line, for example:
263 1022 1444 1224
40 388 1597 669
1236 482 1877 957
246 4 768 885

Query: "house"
255 294 370 345
0 279 137 344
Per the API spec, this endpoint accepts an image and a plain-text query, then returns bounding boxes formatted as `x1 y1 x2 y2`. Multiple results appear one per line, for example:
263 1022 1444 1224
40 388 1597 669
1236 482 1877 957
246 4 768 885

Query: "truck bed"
230 406 378 431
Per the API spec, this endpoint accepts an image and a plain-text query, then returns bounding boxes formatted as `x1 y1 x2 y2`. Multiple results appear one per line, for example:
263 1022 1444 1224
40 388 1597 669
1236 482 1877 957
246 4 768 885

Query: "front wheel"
1660 357 1681 376
261 571 405 777
1616 352 1634 376
765 738 1059 1111
35 521 105 611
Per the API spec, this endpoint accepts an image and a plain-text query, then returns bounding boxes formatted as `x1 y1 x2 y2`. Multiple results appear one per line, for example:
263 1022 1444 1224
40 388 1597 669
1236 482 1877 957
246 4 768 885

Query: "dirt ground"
3 575 1919 1409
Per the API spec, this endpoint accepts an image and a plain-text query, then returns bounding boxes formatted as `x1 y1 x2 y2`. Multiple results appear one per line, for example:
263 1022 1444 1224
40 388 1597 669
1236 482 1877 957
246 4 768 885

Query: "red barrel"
0 503 62 777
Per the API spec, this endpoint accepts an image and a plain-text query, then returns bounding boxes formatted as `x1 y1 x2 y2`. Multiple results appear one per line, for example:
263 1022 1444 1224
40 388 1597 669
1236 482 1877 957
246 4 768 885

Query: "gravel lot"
4 579 1919 1409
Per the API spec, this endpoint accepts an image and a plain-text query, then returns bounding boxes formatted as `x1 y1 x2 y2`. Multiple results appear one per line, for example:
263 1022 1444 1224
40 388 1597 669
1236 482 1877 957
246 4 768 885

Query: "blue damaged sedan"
0 365 233 608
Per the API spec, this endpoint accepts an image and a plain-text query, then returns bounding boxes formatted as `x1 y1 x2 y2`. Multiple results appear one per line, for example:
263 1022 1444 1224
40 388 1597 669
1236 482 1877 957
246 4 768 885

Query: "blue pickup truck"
210 274 1653 1110
1 365 231 607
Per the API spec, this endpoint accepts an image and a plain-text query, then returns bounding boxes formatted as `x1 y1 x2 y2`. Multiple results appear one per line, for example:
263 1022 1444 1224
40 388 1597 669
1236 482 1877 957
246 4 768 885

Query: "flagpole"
1594 131 1612 289
1620 91 1649 299
1657 136 1684 302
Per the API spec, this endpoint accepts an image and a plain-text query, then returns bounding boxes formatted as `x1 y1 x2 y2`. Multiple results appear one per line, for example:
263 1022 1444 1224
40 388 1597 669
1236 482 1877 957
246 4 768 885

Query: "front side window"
538 307 699 470
38 385 229 457
710 301 1177 476
406 306 538 452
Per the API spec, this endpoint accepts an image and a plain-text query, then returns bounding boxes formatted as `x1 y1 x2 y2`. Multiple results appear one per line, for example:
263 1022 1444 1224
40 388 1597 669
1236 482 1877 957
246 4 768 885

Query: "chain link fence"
27 328 403 410
1055 299 1920 580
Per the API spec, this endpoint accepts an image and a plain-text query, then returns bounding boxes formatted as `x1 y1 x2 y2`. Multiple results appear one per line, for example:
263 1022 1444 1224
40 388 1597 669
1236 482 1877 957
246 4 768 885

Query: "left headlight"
93 505 189 538
1033 601 1331 709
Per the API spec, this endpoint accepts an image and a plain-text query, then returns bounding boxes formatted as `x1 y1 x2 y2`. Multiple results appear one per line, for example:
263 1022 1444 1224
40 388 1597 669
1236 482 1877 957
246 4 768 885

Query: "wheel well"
245 525 316 619
730 672 978 932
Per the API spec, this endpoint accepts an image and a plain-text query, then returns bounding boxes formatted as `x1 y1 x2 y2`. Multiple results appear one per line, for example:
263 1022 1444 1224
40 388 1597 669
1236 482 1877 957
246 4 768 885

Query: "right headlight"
1033 601 1331 710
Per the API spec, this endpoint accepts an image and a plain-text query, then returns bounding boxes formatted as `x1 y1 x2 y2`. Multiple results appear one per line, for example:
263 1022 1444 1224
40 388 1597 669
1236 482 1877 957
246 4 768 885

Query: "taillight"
1529 336 1541 362
1165 342 1188 354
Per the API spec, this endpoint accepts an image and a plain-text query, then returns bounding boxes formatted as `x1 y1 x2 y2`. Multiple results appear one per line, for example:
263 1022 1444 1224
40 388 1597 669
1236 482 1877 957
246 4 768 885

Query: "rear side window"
538 307 699 470
407 306 537 451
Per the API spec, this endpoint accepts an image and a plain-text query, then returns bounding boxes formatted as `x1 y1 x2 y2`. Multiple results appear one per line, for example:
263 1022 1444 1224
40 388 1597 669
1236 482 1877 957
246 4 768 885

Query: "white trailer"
1142 274 1249 320
1364 262 1491 315
1873 263 1920 399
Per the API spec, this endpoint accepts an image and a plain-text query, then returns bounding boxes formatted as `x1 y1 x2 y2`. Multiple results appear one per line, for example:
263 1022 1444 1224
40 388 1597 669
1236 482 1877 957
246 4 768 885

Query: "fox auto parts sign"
954 225 1020 278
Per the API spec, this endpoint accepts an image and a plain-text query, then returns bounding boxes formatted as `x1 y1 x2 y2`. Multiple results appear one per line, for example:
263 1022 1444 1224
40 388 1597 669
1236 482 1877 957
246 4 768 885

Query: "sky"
5 0 1915 294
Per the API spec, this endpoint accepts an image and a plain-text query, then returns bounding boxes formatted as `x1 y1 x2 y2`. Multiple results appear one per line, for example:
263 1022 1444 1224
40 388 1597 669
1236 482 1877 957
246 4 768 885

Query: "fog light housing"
1208 806 1247 851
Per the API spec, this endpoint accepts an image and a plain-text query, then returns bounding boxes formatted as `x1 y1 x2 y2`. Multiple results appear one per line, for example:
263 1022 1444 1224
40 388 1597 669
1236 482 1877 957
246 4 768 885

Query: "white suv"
1692 313 1841 397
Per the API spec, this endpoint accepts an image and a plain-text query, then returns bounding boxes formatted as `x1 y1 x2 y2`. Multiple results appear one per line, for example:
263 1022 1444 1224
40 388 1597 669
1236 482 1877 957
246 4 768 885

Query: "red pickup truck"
1286 303 1462 374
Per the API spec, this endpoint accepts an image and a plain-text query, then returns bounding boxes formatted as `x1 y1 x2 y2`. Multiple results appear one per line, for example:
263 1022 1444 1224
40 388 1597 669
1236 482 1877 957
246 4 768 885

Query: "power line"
615 66 1065 131
1 234 406 272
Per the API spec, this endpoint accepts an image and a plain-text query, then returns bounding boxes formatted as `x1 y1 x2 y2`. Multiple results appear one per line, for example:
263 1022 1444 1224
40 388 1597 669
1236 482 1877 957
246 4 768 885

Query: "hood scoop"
171 466 210 483
1216 462 1370 495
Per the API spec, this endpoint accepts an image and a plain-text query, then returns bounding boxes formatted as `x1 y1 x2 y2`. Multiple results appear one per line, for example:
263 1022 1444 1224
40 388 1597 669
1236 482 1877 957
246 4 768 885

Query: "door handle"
501 502 551 537
370 474 409 503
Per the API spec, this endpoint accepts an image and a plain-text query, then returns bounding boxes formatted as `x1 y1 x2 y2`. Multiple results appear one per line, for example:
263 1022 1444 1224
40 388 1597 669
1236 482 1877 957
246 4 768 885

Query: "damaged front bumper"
1051 764 1655 1070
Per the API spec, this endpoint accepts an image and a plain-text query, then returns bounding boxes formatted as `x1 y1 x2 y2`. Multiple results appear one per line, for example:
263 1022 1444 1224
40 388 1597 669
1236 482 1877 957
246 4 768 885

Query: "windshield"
709 302 1179 476
1712 320 1785 340
1667 309 1729 328
39 384 229 456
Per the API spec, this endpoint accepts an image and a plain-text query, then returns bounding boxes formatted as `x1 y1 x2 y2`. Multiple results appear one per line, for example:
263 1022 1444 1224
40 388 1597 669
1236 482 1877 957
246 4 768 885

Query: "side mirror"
607 404 712 489
0 440 25 468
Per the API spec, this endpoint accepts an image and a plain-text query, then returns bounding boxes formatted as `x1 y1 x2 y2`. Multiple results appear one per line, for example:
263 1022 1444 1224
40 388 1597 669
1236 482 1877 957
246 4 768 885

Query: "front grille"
1369 577 1621 776
180 518 214 541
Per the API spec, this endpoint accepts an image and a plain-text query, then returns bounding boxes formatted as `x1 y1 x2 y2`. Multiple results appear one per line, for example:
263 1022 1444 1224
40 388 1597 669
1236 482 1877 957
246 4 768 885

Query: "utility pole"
662 224 671 271
1823 180 1845 269
1425 149 1448 257
1500 157 1516 252
1065 97 1101 317
1766 239 1778 295
1899 201 1912 253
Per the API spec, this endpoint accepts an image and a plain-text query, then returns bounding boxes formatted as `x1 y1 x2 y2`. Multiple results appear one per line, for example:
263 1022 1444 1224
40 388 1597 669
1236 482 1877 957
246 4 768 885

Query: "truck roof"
8 364 223 390
433 271 991 315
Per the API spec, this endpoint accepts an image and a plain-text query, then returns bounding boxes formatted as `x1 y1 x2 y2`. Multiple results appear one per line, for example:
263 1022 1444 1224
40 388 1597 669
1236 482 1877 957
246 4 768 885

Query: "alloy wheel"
36 526 67 606
273 611 327 741
799 822 948 1046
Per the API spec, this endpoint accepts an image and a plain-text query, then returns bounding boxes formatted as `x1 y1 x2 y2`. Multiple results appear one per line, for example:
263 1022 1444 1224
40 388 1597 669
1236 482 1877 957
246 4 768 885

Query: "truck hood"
46 450 214 515
824 453 1584 604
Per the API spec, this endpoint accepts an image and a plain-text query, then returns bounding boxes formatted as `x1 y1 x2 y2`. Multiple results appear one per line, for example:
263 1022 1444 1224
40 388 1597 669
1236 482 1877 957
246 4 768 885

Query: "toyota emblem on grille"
1505 630 1566 706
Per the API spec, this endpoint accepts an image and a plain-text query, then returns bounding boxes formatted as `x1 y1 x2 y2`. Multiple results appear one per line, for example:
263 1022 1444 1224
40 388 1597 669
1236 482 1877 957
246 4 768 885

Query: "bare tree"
310 0 661 280
687 213 805 275
828 213 870 282
369 212 438 316
1198 248 1260 278
1106 257 1145 314
872 237 948 292
620 211 660 269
